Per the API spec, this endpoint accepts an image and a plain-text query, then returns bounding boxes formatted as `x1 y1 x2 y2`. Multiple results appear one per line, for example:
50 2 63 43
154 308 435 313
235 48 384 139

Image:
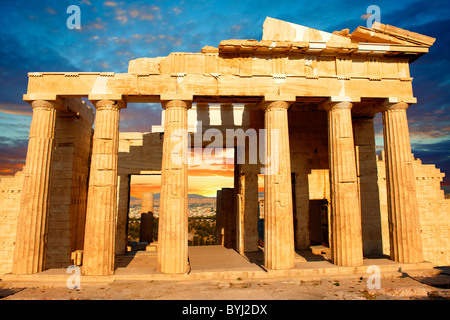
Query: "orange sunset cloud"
129 161 236 199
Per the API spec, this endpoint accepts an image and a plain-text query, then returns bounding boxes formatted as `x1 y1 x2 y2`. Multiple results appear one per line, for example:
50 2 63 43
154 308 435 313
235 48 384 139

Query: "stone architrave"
157 99 191 274
13 100 61 274
322 99 364 267
262 99 295 270
83 99 124 276
379 100 423 263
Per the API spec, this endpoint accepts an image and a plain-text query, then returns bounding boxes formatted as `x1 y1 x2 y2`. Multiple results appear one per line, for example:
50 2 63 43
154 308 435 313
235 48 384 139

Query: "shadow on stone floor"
244 247 331 268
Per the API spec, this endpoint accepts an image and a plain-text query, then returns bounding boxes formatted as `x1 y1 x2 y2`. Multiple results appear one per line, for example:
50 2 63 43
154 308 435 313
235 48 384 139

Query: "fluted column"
157 100 191 274
13 100 60 274
323 100 363 267
83 99 124 276
379 100 423 263
262 100 295 270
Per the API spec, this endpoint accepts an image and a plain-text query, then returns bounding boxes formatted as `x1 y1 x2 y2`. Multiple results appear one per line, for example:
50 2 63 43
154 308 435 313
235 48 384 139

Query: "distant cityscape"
128 194 216 219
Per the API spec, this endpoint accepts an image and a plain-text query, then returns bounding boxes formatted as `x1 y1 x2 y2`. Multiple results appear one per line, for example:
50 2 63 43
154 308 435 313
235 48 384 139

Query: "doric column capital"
161 99 192 110
24 94 64 109
29 99 63 111
377 99 410 113
261 94 295 112
321 101 353 112
91 99 126 111
261 100 292 112
319 96 360 112
319 97 358 112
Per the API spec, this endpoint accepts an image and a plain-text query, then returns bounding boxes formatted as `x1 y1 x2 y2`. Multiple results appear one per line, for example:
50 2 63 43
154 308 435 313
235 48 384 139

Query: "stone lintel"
160 93 194 103
329 96 361 103
263 94 296 103
64 97 95 125
88 93 127 104
386 96 417 104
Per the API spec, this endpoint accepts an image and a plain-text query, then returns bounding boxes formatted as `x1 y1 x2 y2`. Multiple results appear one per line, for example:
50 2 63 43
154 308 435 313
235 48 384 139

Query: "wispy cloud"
79 0 93 5
85 17 106 30
139 13 155 20
44 7 57 15
0 103 32 116
0 138 28 175
172 7 182 15
119 103 162 132
115 8 128 23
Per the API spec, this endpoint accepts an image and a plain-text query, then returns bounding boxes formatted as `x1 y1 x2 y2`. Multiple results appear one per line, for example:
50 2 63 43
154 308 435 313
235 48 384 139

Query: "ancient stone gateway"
1 17 449 278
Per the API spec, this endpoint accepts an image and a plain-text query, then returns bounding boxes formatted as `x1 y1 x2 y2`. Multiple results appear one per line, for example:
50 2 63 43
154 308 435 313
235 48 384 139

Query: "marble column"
83 99 124 276
13 100 60 274
379 100 423 263
323 100 363 267
140 192 154 243
262 100 295 270
157 100 191 274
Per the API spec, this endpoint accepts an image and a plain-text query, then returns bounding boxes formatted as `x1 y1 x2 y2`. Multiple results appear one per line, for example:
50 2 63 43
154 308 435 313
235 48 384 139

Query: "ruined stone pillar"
352 115 383 257
262 100 295 270
157 100 191 274
13 99 61 274
221 187 236 249
115 174 130 255
243 172 259 252
140 192 154 243
237 171 259 254
83 99 125 276
215 190 224 245
322 100 363 267
379 100 423 263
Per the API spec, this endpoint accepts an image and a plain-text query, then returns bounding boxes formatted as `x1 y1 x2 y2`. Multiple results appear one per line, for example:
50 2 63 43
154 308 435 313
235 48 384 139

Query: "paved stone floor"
1 275 449 300
1 246 449 301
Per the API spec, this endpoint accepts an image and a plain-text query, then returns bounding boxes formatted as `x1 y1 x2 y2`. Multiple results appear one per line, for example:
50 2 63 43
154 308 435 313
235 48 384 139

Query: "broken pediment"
127 17 435 75
262 16 435 48
351 22 435 47
262 16 351 44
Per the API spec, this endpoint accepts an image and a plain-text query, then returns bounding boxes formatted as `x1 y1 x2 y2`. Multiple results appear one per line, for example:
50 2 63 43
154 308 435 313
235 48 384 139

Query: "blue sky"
0 0 449 185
